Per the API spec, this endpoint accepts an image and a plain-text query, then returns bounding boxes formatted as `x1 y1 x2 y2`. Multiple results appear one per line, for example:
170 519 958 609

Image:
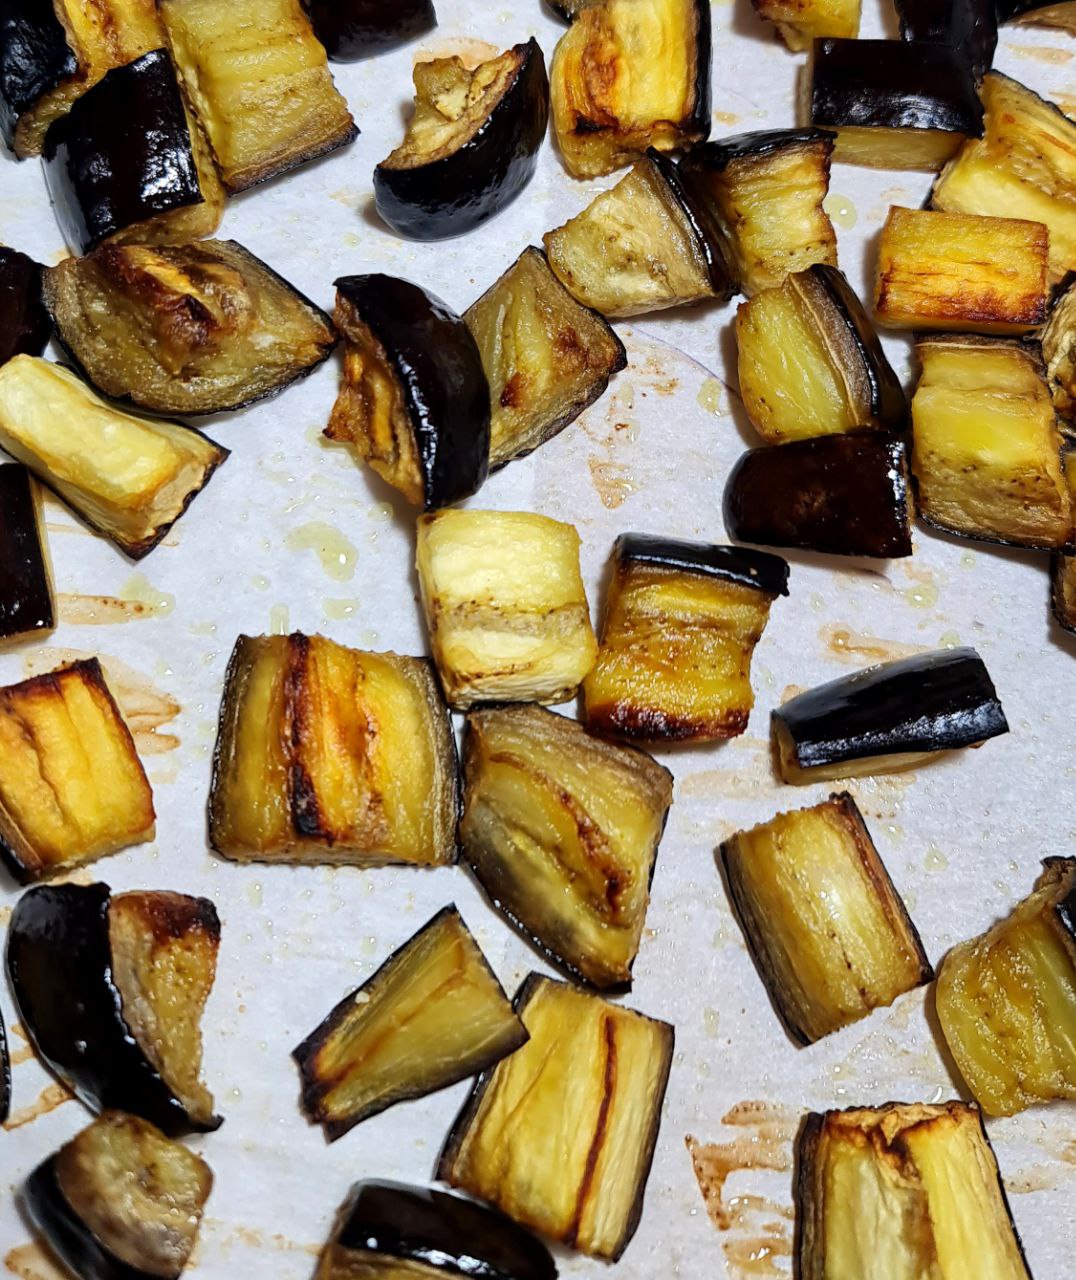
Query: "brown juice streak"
5 1243 69 1280
2 1082 73 1131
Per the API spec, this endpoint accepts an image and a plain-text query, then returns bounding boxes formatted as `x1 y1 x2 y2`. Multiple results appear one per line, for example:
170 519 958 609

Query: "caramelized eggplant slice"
0 1004 8 1124
0 463 54 642
583 536 789 742
317 1181 556 1280
773 647 1008 784
464 247 626 468
304 0 437 62
440 974 673 1261
44 240 336 416
25 1111 212 1280
326 276 489 509
722 794 931 1045
0 246 51 364
0 357 227 558
544 151 730 317
911 335 1072 549
160 0 356 193
797 1103 1031 1280
725 434 914 558
416 509 598 708
294 906 526 1139
551 0 710 178
678 129 837 295
997 0 1076 29
752 0 859 51
1043 272 1076 432
209 634 459 865
460 704 673 988
809 38 982 170
374 40 548 241
7 882 220 1129
896 0 997 82
736 264 906 444
0 660 154 881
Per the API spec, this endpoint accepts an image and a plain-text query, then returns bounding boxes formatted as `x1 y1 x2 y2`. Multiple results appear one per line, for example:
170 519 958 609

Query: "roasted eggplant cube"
896 0 997 82
1054 551 1076 633
416 509 598 708
461 704 673 988
809 38 982 171
326 275 489 510
1043 273 1076 432
551 0 710 178
773 647 1008 784
997 0 1076 30
0 246 50 364
544 152 729 318
936 858 1076 1116
0 463 54 642
210 634 458 865
42 48 224 253
736 265 906 444
464 247 626 469
724 434 914 558
0 661 154 881
678 129 837 295
875 207 1048 335
305 0 437 62
440 975 674 1261
374 40 548 241
797 1103 1031 1280
43 240 336 417
25 1111 212 1280
294 906 526 1140
159 0 356 193
911 335 1072 549
583 537 789 742
0 357 227 559
752 0 859 51
722 794 931 1045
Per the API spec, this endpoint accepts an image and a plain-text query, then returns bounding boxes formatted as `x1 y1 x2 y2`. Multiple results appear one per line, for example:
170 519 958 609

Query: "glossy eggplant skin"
6 883 222 1135
617 534 791 597
0 1003 9 1124
814 264 907 424
0 0 77 152
0 462 54 641
42 49 204 253
0 247 51 364
725 434 915 558
304 0 436 61
896 0 997 81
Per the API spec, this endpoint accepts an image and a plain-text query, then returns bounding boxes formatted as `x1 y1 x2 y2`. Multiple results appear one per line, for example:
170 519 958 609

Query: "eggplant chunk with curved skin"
797 1103 1032 1280
326 275 489 510
551 0 710 179
773 647 1008 784
374 40 548 241
582 536 789 743
725 434 914 559
0 357 227 559
752 0 859 52
7 882 220 1130
159 0 356 194
997 0 1076 29
294 907 527 1140
0 246 51 365
809 38 982 171
1054 453 1076 632
721 794 931 1045
209 634 459 866
440 975 674 1261
911 335 1072 549
0 463 55 643
464 248 626 469
305 0 437 62
1043 273 1076 433
44 241 337 417
896 0 997 82
460 704 673 988
736 265 906 444
25 1111 212 1280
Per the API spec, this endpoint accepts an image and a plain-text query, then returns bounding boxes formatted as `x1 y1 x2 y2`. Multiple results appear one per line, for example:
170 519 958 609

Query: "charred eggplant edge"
613 533 791 597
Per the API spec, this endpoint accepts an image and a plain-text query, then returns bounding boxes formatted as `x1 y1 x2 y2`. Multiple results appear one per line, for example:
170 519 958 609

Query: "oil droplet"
886 822 905 844
824 193 857 229
359 629 380 648
360 935 378 955
904 583 938 609
269 604 290 635
809 592 825 612
323 598 360 620
697 377 724 415
120 574 175 616
246 882 263 907
960 551 976 570
703 1007 720 1037
939 629 960 648
367 502 393 523
189 620 217 636
284 522 358 582
924 844 948 873
251 574 270 591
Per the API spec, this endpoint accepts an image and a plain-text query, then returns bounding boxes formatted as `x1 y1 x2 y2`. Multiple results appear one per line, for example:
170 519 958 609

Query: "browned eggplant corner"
996 0 1076 29
0 462 55 644
6 882 221 1133
896 0 997 81
0 246 51 365
304 0 437 62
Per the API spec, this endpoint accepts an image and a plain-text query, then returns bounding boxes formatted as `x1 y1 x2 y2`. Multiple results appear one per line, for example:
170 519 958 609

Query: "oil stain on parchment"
2 1082 74 1131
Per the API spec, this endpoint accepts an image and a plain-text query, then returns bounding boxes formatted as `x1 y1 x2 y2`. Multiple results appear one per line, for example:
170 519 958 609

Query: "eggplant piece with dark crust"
1043 273 1076 433
304 0 437 62
896 0 997 82
44 240 337 417
464 248 626 469
317 1180 557 1280
24 1111 212 1280
0 246 51 365
326 275 489 509
773 647 1008 784
753 0 860 51
7 882 220 1131
0 463 54 642
996 0 1076 29
460 704 673 988
440 974 674 1261
725 433 914 559
294 906 527 1140
809 38 983 170
583 536 789 742
374 40 548 241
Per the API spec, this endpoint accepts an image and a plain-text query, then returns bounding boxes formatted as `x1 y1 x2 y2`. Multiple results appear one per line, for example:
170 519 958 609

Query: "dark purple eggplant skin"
304 0 436 62
774 647 1009 772
1048 857 1076 937
0 1003 10 1125
725 435 914 559
0 0 77 152
648 147 733 297
374 39 549 241
0 462 54 640
326 1180 558 1280
896 0 998 82
0 247 52 364
42 49 204 254
615 533 790 597
335 274 490 508
681 126 836 173
5 883 223 1135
